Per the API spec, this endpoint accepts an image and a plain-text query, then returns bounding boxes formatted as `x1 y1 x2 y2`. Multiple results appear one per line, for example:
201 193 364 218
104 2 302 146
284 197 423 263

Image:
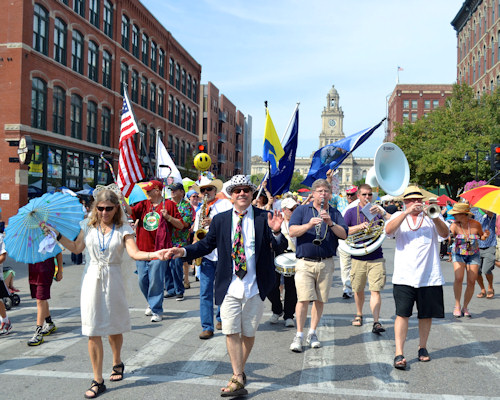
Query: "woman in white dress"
49 187 167 399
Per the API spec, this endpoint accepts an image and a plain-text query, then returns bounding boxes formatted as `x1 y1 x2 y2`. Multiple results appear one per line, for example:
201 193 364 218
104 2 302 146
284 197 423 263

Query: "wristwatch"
328 222 336 228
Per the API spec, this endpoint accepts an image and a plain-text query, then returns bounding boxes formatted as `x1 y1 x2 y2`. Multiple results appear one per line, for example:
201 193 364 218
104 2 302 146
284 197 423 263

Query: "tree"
250 171 308 194
393 84 500 198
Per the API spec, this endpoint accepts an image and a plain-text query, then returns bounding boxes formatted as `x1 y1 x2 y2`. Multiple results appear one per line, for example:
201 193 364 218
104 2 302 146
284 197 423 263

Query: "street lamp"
463 149 490 181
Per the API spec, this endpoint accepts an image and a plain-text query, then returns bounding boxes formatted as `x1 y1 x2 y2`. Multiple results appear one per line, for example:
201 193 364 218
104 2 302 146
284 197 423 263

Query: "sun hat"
225 175 257 195
191 175 223 194
448 202 473 216
402 185 424 200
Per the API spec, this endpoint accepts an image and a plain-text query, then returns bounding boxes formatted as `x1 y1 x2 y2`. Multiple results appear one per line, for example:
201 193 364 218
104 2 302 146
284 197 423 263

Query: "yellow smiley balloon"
194 152 212 171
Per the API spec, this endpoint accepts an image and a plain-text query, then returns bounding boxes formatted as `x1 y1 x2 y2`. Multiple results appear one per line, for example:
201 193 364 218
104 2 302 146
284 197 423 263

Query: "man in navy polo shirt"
288 179 348 352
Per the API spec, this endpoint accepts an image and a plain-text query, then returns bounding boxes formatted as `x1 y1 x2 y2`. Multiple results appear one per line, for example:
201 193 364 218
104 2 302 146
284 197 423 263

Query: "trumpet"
312 198 325 246
425 204 441 219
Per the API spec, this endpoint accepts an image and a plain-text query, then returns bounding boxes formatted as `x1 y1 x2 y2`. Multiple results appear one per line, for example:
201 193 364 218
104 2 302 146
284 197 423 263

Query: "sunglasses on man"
96 206 116 212
232 187 252 194
200 187 214 193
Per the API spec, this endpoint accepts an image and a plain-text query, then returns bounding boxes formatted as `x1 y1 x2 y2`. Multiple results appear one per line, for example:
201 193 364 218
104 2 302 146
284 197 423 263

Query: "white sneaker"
145 307 153 316
306 332 321 348
285 318 295 328
151 313 162 322
269 313 282 324
290 335 303 352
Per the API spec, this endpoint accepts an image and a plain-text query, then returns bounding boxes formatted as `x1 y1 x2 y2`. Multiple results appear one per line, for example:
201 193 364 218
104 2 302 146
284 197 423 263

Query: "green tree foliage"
250 171 308 194
393 84 500 198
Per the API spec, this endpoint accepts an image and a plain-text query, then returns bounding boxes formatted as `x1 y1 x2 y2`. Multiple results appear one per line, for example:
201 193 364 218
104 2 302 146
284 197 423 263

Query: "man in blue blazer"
166 175 287 397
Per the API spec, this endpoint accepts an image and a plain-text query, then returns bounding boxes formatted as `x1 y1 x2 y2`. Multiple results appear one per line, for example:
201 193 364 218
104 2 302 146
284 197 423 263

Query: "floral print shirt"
171 198 195 247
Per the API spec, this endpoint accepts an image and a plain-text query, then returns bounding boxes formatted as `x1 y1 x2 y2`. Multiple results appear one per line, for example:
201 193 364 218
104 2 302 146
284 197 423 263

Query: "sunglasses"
347 193 357 197
96 206 116 212
200 187 214 193
360 193 373 197
233 187 252 194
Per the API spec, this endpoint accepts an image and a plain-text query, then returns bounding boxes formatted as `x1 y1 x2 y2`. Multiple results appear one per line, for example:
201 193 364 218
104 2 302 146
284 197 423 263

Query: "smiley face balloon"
194 152 212 171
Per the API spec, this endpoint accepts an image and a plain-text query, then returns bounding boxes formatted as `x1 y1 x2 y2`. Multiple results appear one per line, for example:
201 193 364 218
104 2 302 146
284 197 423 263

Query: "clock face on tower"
328 119 336 127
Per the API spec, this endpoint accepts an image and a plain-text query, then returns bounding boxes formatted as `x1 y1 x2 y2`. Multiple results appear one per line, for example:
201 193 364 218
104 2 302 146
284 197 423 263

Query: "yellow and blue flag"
262 108 284 172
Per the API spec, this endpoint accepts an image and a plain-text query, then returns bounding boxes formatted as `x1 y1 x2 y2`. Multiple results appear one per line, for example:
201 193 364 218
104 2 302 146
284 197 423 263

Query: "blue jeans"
136 259 166 315
165 257 185 295
199 258 221 331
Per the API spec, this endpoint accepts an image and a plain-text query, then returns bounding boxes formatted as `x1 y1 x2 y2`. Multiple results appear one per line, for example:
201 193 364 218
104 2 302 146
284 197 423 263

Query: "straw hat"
448 202 473 216
402 185 424 200
192 175 223 194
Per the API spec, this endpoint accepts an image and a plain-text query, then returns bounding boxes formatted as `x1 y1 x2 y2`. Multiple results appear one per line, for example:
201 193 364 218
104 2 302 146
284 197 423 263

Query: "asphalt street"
1 239 500 400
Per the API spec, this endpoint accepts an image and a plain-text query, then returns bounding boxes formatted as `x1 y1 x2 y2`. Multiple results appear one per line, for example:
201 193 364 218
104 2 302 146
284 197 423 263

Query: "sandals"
418 347 431 362
487 289 495 299
372 321 385 334
453 306 462 318
220 375 248 397
393 355 406 370
110 362 124 381
462 307 471 318
84 380 106 399
352 315 363 327
477 291 486 298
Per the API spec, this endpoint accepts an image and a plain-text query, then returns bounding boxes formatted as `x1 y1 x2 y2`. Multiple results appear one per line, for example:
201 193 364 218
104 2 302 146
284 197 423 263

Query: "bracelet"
56 232 62 241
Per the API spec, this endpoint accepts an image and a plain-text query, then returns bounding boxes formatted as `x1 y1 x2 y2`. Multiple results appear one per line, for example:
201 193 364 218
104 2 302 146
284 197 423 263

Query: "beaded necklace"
405 213 424 231
98 223 115 253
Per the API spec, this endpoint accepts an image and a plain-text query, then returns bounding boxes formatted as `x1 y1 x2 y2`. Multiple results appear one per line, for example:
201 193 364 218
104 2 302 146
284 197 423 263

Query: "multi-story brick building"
452 0 500 95
199 82 250 180
386 84 453 142
0 0 201 219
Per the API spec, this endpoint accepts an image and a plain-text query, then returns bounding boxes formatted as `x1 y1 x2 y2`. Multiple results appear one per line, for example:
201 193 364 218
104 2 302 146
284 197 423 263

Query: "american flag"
397 66 404 71
117 90 144 197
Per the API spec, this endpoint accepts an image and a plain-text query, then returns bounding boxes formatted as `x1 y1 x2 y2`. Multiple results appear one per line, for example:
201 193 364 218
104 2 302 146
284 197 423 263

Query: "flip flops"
487 289 495 299
394 355 406 370
418 347 431 362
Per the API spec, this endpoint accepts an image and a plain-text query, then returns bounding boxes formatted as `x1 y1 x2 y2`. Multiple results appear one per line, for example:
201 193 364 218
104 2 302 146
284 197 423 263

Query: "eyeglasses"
96 206 115 212
232 187 252 194
200 187 214 193
360 193 373 197
347 193 357 197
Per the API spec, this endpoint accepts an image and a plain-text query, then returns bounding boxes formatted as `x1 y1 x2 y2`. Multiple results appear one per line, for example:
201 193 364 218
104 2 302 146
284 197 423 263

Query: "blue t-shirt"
343 206 384 260
289 202 348 259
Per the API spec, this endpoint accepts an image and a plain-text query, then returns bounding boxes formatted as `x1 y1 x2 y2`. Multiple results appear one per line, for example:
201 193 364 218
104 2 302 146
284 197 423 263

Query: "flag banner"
268 109 299 196
302 119 384 187
156 137 182 185
117 90 144 197
262 108 285 172
397 66 404 71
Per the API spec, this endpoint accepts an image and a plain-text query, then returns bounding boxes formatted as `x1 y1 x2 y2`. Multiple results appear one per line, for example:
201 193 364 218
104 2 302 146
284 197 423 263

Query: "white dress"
80 223 135 336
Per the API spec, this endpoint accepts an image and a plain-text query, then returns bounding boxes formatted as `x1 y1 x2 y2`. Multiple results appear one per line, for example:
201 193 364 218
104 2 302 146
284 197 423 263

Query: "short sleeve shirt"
171 198 195 247
344 206 383 260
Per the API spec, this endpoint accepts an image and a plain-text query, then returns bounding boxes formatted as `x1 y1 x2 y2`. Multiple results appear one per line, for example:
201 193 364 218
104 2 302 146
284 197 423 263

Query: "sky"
141 0 464 159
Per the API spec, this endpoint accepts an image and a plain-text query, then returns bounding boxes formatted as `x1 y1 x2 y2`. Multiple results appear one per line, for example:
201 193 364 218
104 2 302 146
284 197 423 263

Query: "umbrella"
436 194 456 207
4 192 85 264
182 177 195 192
297 188 310 193
126 183 148 205
459 185 500 214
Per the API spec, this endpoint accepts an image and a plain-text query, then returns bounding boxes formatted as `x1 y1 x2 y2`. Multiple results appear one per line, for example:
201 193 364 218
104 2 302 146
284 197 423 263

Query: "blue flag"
302 119 384 187
268 109 299 196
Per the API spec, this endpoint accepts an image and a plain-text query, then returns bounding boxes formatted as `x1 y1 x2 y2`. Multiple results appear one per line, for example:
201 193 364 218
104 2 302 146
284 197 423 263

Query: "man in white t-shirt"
385 186 449 370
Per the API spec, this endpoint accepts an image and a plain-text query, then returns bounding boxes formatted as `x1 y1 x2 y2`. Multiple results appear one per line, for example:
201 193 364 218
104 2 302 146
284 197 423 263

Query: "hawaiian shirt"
171 198 195 246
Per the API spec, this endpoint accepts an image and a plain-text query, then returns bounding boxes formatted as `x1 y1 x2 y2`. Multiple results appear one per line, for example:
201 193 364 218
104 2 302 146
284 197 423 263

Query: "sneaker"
145 307 153 316
285 318 295 328
306 332 321 348
342 292 353 299
290 335 303 352
151 313 162 322
28 331 44 346
215 321 222 330
176 294 184 301
0 321 12 336
41 322 57 336
164 291 175 298
269 313 283 324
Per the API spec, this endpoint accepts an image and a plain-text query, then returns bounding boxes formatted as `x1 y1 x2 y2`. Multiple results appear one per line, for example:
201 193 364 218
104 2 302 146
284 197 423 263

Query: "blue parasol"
4 192 85 264
126 183 148 205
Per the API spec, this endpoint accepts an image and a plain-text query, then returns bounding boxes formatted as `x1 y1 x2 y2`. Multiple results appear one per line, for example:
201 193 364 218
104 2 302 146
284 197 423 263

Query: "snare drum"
274 252 297 277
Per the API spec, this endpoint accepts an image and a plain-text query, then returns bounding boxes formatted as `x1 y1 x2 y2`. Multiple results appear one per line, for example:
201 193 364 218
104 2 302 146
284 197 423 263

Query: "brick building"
452 0 500 95
386 84 453 142
0 0 201 219
199 82 250 180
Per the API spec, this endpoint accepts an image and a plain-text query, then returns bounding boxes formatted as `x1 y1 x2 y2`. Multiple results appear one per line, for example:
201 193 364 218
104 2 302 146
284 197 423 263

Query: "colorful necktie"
232 210 247 279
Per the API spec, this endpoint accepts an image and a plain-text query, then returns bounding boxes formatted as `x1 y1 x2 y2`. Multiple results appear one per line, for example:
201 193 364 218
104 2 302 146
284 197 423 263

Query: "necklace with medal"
98 223 115 253
144 201 161 231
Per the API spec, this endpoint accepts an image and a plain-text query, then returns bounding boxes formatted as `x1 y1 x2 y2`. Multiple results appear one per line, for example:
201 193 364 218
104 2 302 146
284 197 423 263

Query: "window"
102 50 112 89
174 99 179 124
103 0 113 38
131 24 139 58
120 62 128 95
187 74 192 98
180 140 185 165
403 112 409 120
53 18 67 65
141 33 149 65
424 100 430 109
70 94 83 139
71 30 84 74
192 78 197 102
168 95 173 121
74 0 85 17
175 63 180 89
180 103 185 128
432 100 439 108
33 4 48 55
478 51 481 76
141 76 147 108
158 88 164 117
403 100 409 108
149 128 155 156
131 70 139 103
89 0 100 27
192 110 196 134
186 107 191 131
31 78 47 129
121 14 130 50
88 41 99 82
411 113 417 122
492 37 495 67
484 46 487 73
175 138 179 162
101 107 111 146
150 41 157 71
87 101 97 143
498 31 500 62
150 83 156 113
159 49 165 77
181 69 186 94
169 58 175 85
411 100 417 109
52 86 65 134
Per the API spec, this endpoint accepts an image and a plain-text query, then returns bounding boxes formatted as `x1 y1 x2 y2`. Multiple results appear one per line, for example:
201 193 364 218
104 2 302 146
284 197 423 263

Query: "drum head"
274 252 297 268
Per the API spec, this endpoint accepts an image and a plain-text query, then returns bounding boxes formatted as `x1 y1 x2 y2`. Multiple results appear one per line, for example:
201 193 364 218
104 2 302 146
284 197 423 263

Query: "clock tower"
319 85 344 147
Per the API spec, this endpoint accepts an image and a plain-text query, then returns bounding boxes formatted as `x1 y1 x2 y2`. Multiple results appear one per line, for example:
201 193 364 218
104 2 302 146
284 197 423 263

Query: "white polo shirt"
386 211 445 288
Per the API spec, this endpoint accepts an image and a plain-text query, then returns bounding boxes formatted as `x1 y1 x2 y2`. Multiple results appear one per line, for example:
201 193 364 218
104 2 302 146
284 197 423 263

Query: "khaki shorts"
294 258 334 302
220 294 265 337
350 258 386 292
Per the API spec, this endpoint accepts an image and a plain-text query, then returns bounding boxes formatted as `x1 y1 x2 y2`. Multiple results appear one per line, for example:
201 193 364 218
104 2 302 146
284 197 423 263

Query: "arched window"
121 14 130 50
87 101 97 143
71 30 84 74
158 88 164 117
120 62 129 95
168 95 173 121
150 41 157 71
132 24 139 58
103 0 113 38
131 69 139 102
180 102 185 128
140 76 147 107
150 82 156 113
141 32 149 65
492 37 495 67
31 78 47 129
89 0 100 28
74 0 85 17
70 94 83 139
174 99 179 125
54 18 67 65
33 4 48 55
101 107 111 146
52 86 66 134
102 50 112 89
88 41 99 82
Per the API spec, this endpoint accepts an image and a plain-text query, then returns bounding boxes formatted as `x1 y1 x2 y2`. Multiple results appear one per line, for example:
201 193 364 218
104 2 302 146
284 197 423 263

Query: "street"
1 238 500 400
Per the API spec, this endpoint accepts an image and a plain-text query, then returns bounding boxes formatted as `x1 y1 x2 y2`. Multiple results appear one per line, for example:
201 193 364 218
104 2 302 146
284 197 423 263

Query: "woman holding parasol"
45 185 168 399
